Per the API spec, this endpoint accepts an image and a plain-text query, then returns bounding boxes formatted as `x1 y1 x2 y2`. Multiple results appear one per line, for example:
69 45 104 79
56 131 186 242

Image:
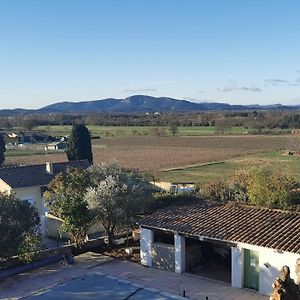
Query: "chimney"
46 162 53 174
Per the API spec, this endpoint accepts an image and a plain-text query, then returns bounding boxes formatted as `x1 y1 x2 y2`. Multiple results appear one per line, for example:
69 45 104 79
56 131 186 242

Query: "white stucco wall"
0 178 12 194
13 186 47 216
231 246 244 288
258 247 299 295
174 233 185 273
239 243 300 296
140 227 154 267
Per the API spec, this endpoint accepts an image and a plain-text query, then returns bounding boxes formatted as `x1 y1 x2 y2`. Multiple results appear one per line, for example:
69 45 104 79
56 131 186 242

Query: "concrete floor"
0 252 267 300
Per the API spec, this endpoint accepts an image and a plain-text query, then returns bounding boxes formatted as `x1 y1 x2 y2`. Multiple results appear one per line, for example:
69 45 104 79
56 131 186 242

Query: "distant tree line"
2 111 300 131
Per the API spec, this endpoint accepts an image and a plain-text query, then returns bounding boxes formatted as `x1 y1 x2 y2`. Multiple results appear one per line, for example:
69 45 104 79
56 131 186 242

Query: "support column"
231 246 244 288
174 233 185 273
140 227 154 267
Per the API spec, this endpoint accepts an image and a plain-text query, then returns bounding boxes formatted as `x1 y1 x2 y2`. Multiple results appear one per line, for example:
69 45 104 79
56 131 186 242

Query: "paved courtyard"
0 252 267 300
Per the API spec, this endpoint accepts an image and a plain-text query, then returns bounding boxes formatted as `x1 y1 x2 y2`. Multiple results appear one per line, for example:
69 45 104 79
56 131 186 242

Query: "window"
154 230 174 245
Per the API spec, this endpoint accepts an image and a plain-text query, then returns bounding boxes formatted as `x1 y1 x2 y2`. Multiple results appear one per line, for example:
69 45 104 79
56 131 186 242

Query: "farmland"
5 131 300 183
34 125 291 138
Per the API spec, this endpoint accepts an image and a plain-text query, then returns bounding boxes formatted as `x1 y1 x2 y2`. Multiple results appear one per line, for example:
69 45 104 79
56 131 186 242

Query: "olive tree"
85 162 153 247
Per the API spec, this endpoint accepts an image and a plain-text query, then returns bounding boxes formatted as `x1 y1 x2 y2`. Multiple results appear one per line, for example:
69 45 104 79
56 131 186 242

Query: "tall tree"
0 192 40 265
44 168 92 248
0 134 6 166
66 124 93 164
168 119 179 136
85 162 153 247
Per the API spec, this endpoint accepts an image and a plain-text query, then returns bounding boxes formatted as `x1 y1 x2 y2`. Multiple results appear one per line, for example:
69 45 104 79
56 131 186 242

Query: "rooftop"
0 160 91 188
140 201 300 254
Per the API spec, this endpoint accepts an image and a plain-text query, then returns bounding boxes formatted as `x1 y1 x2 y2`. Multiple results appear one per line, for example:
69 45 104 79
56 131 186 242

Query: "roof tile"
140 201 300 254
0 160 91 188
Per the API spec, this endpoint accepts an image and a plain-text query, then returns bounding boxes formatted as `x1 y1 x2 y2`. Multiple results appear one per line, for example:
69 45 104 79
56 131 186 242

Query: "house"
139 200 300 296
6 132 18 145
17 131 34 144
152 181 195 194
0 160 91 235
45 141 67 151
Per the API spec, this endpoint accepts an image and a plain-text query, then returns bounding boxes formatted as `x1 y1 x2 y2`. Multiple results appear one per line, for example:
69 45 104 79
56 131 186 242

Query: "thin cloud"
217 85 262 92
264 78 288 86
264 77 300 87
198 90 205 93
239 86 262 92
122 88 157 93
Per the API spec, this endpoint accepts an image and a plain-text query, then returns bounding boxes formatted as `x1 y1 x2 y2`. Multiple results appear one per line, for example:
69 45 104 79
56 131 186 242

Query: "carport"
185 236 231 283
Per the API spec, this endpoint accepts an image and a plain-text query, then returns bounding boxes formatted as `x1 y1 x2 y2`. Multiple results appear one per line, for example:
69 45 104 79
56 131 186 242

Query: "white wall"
174 234 185 273
140 227 154 267
231 246 244 288
258 247 299 295
239 243 300 296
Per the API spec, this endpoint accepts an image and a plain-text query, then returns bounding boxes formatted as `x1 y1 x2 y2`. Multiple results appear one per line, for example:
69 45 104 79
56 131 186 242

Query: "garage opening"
185 237 231 283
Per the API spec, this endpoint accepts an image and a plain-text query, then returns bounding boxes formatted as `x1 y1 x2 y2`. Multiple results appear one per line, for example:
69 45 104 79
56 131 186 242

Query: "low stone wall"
45 213 105 239
0 237 106 280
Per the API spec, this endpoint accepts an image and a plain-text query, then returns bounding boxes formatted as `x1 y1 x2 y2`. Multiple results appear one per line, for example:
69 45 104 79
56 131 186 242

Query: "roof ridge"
182 200 300 216
224 201 300 215
0 160 89 170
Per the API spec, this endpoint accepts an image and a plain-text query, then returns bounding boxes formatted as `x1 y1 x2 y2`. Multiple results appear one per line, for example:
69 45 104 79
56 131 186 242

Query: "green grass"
162 151 300 184
34 125 288 138
6 148 58 158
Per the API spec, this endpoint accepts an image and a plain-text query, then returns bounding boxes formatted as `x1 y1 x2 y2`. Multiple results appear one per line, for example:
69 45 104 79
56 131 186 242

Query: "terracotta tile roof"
0 160 91 188
140 201 300 254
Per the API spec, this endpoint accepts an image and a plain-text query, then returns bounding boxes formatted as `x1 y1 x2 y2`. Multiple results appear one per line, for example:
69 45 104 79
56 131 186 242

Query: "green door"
244 249 259 290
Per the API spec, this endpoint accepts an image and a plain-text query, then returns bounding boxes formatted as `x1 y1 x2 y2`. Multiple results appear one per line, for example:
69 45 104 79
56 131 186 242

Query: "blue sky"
0 0 300 109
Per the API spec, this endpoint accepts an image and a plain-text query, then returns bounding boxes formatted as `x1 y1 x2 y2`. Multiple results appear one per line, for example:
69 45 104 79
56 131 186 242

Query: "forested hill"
39 95 292 113
1 95 299 115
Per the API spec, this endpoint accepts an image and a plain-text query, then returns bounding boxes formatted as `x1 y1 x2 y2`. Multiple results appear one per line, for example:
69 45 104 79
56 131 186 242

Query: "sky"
0 0 300 109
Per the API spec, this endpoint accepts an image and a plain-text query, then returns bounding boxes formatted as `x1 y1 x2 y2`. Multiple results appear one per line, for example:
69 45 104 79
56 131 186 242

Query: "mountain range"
1 95 299 115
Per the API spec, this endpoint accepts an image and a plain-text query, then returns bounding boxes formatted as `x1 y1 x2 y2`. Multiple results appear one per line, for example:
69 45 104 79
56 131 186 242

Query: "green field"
35 125 291 138
162 151 300 183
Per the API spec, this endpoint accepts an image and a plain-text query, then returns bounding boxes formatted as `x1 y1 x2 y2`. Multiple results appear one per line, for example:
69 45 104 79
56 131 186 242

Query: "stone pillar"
174 233 185 273
140 227 154 267
231 246 244 288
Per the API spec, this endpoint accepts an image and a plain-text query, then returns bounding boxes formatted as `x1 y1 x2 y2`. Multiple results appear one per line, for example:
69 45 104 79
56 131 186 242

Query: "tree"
246 167 298 209
0 134 5 166
198 166 299 210
22 118 38 131
66 123 93 164
198 179 231 203
168 119 179 136
0 192 40 265
85 162 153 247
44 168 92 247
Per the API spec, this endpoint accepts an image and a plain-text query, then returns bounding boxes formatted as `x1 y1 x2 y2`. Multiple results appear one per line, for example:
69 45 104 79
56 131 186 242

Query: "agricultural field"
5 133 300 184
163 151 300 183
34 125 291 138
